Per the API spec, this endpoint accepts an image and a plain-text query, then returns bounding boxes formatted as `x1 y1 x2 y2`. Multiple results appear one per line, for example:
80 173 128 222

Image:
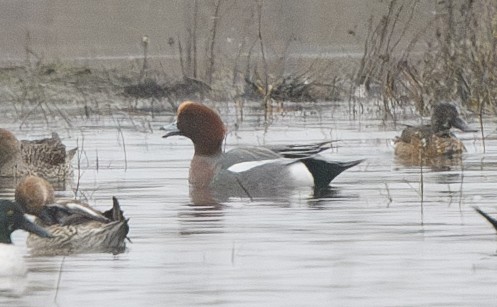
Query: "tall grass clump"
354 0 497 124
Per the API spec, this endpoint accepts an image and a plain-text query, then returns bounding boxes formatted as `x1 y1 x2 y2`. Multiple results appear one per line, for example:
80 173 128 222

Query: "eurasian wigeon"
162 101 363 202
0 128 77 181
15 175 129 255
0 200 51 295
394 103 476 162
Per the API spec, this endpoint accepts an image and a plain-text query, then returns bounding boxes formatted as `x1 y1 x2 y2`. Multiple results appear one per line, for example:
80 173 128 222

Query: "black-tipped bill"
160 121 182 138
452 117 477 132
19 215 52 239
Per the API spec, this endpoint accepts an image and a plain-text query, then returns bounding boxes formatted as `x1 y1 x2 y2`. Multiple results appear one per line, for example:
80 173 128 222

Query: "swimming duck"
0 128 77 181
15 175 129 256
0 199 51 295
162 101 363 203
394 103 476 161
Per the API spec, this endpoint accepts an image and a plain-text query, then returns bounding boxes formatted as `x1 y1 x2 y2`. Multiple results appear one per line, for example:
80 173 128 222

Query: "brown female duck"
394 103 476 161
15 175 129 255
0 128 76 181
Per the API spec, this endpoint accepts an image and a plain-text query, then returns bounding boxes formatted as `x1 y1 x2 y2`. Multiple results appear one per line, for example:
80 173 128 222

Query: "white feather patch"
226 158 314 185
227 159 286 173
52 201 104 220
66 203 101 218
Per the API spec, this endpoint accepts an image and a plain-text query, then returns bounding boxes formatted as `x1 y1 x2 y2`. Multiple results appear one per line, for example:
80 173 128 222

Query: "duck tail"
101 196 130 254
112 196 126 221
102 219 130 255
300 158 364 189
474 207 497 232
66 147 78 162
103 196 126 222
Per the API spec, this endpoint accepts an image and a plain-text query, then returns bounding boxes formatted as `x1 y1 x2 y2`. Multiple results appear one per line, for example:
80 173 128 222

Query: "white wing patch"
227 159 286 173
226 158 313 185
64 202 103 219
51 200 108 222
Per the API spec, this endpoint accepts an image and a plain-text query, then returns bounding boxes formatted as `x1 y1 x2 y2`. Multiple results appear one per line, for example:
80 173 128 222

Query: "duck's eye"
6 210 14 216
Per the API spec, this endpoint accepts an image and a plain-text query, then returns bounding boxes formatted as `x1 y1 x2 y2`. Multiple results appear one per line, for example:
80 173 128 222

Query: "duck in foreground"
0 128 77 182
0 200 52 296
162 101 363 203
15 175 129 256
394 103 476 162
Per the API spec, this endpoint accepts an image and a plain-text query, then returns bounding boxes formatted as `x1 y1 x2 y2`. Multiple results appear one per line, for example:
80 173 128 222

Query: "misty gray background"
0 1 436 62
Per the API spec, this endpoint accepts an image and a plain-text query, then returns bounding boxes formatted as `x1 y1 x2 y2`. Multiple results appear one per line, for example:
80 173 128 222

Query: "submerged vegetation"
0 0 495 123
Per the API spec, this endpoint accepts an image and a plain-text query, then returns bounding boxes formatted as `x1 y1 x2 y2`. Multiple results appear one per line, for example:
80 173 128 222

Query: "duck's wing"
19 133 77 180
265 141 334 158
220 147 281 169
221 141 335 168
20 133 67 165
39 199 109 226
27 218 129 256
396 125 432 143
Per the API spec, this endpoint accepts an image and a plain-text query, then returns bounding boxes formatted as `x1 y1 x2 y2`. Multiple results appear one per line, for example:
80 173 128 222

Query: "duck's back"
206 147 297 199
27 219 128 256
395 125 466 159
397 125 432 143
23 195 129 256
20 133 76 179
218 146 282 170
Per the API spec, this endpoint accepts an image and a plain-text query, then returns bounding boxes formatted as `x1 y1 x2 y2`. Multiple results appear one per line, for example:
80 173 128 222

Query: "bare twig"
54 256 66 303
192 0 198 78
177 33 186 78
419 148 424 226
140 35 149 81
255 0 270 110
205 0 223 85
74 136 84 197
116 122 128 172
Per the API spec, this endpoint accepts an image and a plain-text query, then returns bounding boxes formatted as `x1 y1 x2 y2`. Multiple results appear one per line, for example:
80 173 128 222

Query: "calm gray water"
1 101 497 306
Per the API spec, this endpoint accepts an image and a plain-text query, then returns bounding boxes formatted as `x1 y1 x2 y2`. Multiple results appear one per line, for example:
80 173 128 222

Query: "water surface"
1 101 496 306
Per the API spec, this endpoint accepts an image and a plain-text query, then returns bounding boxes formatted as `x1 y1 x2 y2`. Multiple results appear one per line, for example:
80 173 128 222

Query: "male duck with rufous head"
162 101 364 203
